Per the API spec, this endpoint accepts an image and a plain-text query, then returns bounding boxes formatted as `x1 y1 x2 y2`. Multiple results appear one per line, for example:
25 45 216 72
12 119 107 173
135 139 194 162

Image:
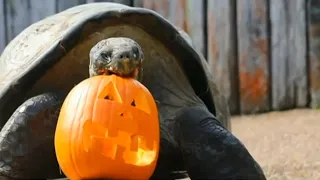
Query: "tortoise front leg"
0 92 64 179
173 106 267 180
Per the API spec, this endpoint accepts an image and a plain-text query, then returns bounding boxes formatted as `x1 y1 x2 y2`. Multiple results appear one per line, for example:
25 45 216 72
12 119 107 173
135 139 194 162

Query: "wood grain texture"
185 0 205 55
56 0 85 12
270 0 307 110
29 0 56 23
137 0 205 55
308 0 320 108
132 0 142 7
207 0 238 114
5 0 31 42
86 0 131 5
0 0 6 54
137 0 170 19
237 0 270 114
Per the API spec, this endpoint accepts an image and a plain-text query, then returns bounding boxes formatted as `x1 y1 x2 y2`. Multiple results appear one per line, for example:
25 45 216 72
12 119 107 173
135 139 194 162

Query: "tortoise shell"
0 2 230 129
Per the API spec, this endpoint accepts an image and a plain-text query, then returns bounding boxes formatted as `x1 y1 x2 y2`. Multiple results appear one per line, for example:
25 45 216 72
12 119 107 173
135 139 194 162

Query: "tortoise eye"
101 51 112 62
132 47 139 59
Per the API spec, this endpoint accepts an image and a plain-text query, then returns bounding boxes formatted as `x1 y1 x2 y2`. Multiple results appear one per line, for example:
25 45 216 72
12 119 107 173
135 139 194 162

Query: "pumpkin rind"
54 75 160 179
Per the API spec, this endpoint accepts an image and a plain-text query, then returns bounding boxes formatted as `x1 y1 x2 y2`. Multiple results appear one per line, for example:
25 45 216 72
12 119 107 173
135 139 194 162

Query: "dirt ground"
231 108 320 180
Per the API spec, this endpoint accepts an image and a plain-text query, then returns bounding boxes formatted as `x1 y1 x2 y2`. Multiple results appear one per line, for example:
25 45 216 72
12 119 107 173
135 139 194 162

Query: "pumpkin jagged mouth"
82 120 157 166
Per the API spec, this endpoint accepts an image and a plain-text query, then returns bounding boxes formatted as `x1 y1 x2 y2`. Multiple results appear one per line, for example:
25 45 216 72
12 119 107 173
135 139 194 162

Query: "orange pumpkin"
54 75 160 180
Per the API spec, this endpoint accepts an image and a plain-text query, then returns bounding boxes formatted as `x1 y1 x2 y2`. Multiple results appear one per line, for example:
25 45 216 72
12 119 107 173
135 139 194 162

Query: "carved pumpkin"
54 75 160 180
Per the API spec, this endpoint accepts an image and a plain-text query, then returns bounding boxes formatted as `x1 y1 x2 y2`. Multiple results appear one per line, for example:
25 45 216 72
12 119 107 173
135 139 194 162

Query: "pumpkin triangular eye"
131 100 136 107
133 90 151 114
98 81 122 103
82 120 107 152
104 95 112 100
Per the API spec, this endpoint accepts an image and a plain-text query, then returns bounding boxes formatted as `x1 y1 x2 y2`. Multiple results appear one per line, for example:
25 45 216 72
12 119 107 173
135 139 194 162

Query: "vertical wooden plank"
0 0 6 54
185 0 205 54
138 0 170 19
137 0 205 55
133 0 143 7
29 0 56 23
86 0 131 5
290 0 308 108
56 0 85 12
168 0 186 30
5 0 31 42
270 0 307 110
237 0 270 114
207 0 238 114
308 0 320 108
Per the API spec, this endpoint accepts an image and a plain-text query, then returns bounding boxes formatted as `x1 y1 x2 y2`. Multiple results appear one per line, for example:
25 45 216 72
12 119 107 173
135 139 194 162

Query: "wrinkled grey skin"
89 37 144 80
0 37 266 180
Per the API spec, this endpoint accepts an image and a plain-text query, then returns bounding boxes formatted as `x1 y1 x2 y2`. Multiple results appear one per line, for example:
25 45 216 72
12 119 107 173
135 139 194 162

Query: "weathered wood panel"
270 0 307 110
207 0 238 114
56 0 85 12
137 0 170 19
133 0 143 7
308 0 320 108
237 0 270 114
136 0 205 55
0 0 6 53
29 0 56 23
291 0 308 108
5 0 31 42
184 0 205 54
86 0 131 5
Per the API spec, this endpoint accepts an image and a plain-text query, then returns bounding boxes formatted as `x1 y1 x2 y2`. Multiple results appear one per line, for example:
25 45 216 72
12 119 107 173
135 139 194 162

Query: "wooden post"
134 0 205 56
270 0 307 110
56 0 86 12
5 0 31 42
86 0 131 5
207 0 238 114
308 0 320 108
29 0 56 23
184 0 205 55
237 0 270 114
0 0 6 54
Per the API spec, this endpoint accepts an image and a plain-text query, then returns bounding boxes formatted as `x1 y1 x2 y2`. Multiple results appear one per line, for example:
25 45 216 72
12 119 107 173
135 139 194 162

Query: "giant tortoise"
0 2 266 180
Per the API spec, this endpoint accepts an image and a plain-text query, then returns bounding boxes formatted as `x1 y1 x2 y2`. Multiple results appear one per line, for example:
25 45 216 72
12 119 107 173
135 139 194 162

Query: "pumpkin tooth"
130 135 139 151
107 129 118 137
114 146 126 161
146 139 155 151
101 139 117 159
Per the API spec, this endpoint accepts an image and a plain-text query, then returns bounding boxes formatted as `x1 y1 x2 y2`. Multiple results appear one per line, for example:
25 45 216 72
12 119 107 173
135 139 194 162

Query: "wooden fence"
0 0 320 115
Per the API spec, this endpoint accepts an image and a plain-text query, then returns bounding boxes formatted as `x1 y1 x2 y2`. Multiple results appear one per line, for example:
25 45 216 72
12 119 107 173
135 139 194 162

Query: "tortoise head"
89 37 144 79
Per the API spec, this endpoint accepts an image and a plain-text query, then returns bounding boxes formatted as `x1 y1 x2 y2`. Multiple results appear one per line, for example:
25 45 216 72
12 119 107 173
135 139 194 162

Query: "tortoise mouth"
97 69 119 76
97 68 139 78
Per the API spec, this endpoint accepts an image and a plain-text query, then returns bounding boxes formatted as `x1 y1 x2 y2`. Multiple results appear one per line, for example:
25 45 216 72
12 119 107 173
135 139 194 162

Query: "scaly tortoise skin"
0 2 266 179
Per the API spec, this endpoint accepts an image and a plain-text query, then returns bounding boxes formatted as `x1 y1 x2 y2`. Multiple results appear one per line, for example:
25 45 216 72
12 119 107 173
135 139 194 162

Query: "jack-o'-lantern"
54 75 160 180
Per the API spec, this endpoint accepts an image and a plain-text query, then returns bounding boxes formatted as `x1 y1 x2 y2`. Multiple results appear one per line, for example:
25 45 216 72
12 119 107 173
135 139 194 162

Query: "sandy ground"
232 108 320 180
